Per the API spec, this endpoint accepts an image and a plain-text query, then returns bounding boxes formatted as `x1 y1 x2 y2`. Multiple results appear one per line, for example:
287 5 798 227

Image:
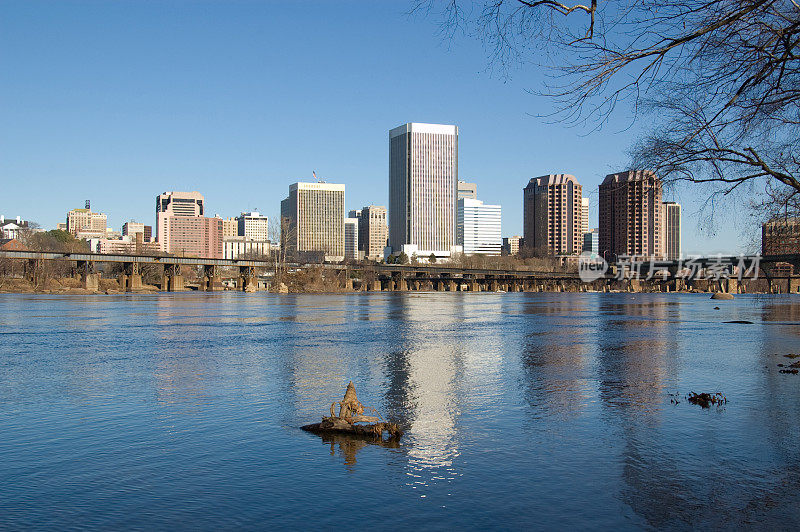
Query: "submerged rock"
687 392 727 408
711 292 734 300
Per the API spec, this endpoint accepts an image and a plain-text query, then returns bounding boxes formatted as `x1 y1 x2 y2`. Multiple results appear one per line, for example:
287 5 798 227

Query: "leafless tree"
417 1 800 219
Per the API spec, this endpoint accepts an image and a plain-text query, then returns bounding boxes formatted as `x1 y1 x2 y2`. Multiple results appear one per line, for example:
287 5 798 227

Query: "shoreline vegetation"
0 271 787 296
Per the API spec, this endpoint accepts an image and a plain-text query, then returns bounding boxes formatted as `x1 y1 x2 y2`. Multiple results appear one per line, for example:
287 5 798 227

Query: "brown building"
762 218 800 274
599 170 663 260
165 216 223 259
523 174 583 256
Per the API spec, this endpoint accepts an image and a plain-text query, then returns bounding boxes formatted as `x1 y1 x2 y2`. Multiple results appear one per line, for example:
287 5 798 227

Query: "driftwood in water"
302 417 403 439
303 382 403 440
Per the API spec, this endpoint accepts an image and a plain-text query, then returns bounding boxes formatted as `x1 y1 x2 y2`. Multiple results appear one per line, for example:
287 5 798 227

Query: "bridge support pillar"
76 260 98 291
371 280 382 291
789 276 800 294
163 264 185 292
448 280 457 292
202 265 222 292
396 278 407 291
239 266 257 292
120 262 142 292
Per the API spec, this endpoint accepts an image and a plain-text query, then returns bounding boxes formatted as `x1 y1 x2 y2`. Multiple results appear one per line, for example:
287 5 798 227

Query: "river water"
1 292 800 529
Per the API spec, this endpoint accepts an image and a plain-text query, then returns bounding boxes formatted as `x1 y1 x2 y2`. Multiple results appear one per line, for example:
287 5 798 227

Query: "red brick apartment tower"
599 170 663 261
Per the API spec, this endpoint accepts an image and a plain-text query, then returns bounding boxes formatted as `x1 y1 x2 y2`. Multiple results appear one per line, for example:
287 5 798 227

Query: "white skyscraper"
389 122 458 257
457 198 502 255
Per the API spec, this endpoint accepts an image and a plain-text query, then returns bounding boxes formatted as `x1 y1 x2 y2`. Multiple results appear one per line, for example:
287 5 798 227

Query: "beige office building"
220 217 239 238
357 205 388 260
389 122 458 256
237 211 269 241
66 208 107 238
523 174 584 255
280 182 345 262
156 191 205 252
599 170 663 260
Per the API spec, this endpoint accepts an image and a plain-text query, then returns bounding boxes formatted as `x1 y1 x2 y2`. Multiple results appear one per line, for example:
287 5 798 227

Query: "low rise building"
222 237 272 260
457 198 502 255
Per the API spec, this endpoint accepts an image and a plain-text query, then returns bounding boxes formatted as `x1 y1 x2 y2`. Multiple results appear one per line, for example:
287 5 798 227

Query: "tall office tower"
389 122 458 256
457 181 477 200
502 235 522 256
457 198 502 255
237 211 269 241
662 202 681 260
165 216 223 258
280 182 345 262
357 205 388 260
348 209 362 219
66 207 107 238
522 174 583 255
344 217 359 260
599 170 663 260
581 197 590 235
122 221 152 243
156 191 204 251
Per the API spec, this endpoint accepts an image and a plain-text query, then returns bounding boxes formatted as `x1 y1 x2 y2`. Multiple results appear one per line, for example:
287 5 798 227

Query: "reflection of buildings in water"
595 297 679 411
762 301 800 323
519 295 594 418
384 294 467 483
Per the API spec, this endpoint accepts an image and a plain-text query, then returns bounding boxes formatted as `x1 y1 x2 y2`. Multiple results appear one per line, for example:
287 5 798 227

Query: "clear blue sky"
1 0 747 254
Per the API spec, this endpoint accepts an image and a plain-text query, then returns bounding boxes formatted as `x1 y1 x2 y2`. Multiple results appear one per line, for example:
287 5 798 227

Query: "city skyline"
0 1 741 255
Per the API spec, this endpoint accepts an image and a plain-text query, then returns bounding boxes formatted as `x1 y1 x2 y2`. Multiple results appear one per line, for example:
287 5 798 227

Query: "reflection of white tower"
399 296 463 483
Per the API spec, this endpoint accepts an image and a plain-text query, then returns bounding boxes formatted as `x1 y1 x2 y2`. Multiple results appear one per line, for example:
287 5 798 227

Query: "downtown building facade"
662 202 682 260
66 207 107 238
502 235 522 256
523 174 584 256
237 211 268 241
389 122 459 258
155 191 222 258
344 217 360 261
355 205 388 260
457 180 477 200
762 217 800 274
280 182 345 262
599 170 663 260
122 221 152 243
457 198 502 255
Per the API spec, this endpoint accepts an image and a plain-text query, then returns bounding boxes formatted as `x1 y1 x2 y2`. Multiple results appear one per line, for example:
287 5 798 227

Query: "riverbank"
0 275 788 295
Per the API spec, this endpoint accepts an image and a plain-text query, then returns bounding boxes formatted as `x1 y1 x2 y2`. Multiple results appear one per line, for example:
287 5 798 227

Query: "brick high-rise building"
280 182 345 262
762 217 800 275
165 216 223 258
599 170 663 260
156 191 204 251
356 205 388 260
389 122 458 257
523 174 583 256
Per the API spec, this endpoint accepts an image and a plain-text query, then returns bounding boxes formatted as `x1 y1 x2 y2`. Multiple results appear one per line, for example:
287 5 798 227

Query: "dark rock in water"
784 354 800 359
713 307 720 310
779 369 799 374
725 320 754 324
711 292 734 300
687 392 727 408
